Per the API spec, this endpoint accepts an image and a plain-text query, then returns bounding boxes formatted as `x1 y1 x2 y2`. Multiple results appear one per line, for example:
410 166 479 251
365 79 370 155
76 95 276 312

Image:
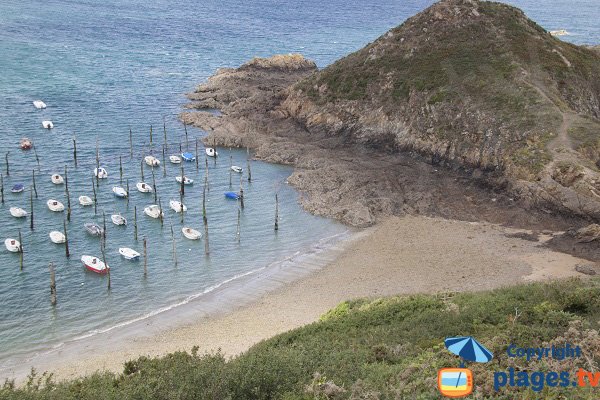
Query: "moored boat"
169 155 182 164
81 255 109 274
111 214 127 226
231 165 243 173
169 200 187 213
112 186 128 198
42 120 54 129
94 167 108 179
136 182 153 193
181 152 195 162
79 195 93 206
49 231 66 244
4 238 21 252
182 227 201 240
33 100 47 109
224 191 240 200
118 247 140 260
84 222 104 236
11 183 24 193
144 204 163 219
20 138 33 150
205 148 218 157
175 176 193 185
144 155 160 167
51 174 64 184
9 207 27 218
47 199 65 212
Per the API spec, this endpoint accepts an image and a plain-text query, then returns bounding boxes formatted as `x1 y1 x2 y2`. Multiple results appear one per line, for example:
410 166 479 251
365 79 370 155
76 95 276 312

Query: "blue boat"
224 191 240 200
181 152 195 162
11 183 24 193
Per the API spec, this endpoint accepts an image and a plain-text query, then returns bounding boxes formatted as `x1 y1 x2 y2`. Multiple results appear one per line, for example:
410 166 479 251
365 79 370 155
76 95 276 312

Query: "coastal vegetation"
2 278 599 399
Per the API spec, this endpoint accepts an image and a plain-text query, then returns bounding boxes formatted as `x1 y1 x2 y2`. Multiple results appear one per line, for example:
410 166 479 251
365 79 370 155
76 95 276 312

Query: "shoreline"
0 227 357 383
1 215 590 384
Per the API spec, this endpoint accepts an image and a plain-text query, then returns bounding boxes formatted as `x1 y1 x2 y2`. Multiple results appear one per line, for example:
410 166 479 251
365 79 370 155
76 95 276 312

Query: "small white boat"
169 155 182 164
119 247 140 260
182 227 201 240
42 120 54 129
144 155 160 167
169 200 187 213
231 165 243 173
81 255 109 275
33 100 47 109
51 174 64 185
9 207 27 218
136 182 153 193
49 231 66 244
5 238 21 252
84 222 103 236
111 214 127 226
47 199 65 212
550 29 569 37
175 176 194 185
94 167 108 179
144 204 163 219
79 195 93 206
112 186 128 198
205 148 218 157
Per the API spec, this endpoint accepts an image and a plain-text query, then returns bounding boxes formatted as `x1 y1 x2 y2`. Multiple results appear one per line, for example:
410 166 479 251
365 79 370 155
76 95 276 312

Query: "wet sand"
3 216 589 383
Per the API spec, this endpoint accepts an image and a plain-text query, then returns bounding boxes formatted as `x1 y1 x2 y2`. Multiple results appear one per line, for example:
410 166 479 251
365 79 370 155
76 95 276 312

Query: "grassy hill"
291 0 600 181
2 278 599 399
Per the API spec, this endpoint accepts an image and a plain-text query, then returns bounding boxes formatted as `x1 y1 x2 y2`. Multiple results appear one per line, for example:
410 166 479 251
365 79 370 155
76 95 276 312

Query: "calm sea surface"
0 0 597 366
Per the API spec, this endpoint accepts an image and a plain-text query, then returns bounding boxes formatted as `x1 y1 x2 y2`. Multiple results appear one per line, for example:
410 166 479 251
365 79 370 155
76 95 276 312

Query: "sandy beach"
4 215 590 383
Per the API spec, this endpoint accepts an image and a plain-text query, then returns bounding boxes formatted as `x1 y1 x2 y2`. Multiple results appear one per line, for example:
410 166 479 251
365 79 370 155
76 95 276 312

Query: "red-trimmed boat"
81 255 109 275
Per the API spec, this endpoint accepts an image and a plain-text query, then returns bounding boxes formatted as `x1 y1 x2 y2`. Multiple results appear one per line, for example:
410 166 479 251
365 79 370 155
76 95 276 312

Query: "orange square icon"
438 368 473 398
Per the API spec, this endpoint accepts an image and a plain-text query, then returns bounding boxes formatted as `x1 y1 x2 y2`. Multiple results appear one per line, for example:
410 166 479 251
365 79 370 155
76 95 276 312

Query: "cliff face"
182 1 600 228
279 0 600 220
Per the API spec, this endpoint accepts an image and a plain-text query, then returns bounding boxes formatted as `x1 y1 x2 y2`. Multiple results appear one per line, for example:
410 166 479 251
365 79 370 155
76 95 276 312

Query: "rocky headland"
181 0 600 245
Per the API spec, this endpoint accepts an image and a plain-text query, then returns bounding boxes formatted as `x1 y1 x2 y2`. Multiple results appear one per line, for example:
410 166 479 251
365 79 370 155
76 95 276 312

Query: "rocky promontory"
181 0 600 232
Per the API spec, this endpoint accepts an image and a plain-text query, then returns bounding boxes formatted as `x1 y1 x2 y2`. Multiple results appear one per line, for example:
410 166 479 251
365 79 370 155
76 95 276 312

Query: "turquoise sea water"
0 0 597 371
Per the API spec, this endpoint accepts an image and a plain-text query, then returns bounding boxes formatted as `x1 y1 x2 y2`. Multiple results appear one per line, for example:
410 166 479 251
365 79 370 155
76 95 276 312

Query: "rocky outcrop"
182 55 580 230
282 0 600 222
181 2 600 230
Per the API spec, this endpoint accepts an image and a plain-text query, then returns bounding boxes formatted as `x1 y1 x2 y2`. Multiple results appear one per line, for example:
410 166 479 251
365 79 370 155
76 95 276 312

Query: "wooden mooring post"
246 147 252 183
18 229 23 270
49 263 57 306
30 189 34 231
73 137 78 167
32 170 38 198
143 237 148 277
92 176 97 215
170 224 177 267
64 218 70 258
64 165 71 222
275 193 279 231
133 205 138 241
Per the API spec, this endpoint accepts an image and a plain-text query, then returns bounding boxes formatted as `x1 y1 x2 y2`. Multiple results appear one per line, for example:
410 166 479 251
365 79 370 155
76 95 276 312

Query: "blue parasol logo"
438 336 493 397
445 336 494 365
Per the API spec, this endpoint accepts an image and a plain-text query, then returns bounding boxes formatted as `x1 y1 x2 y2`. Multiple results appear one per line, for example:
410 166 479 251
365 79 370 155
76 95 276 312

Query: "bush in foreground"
2 278 599 399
